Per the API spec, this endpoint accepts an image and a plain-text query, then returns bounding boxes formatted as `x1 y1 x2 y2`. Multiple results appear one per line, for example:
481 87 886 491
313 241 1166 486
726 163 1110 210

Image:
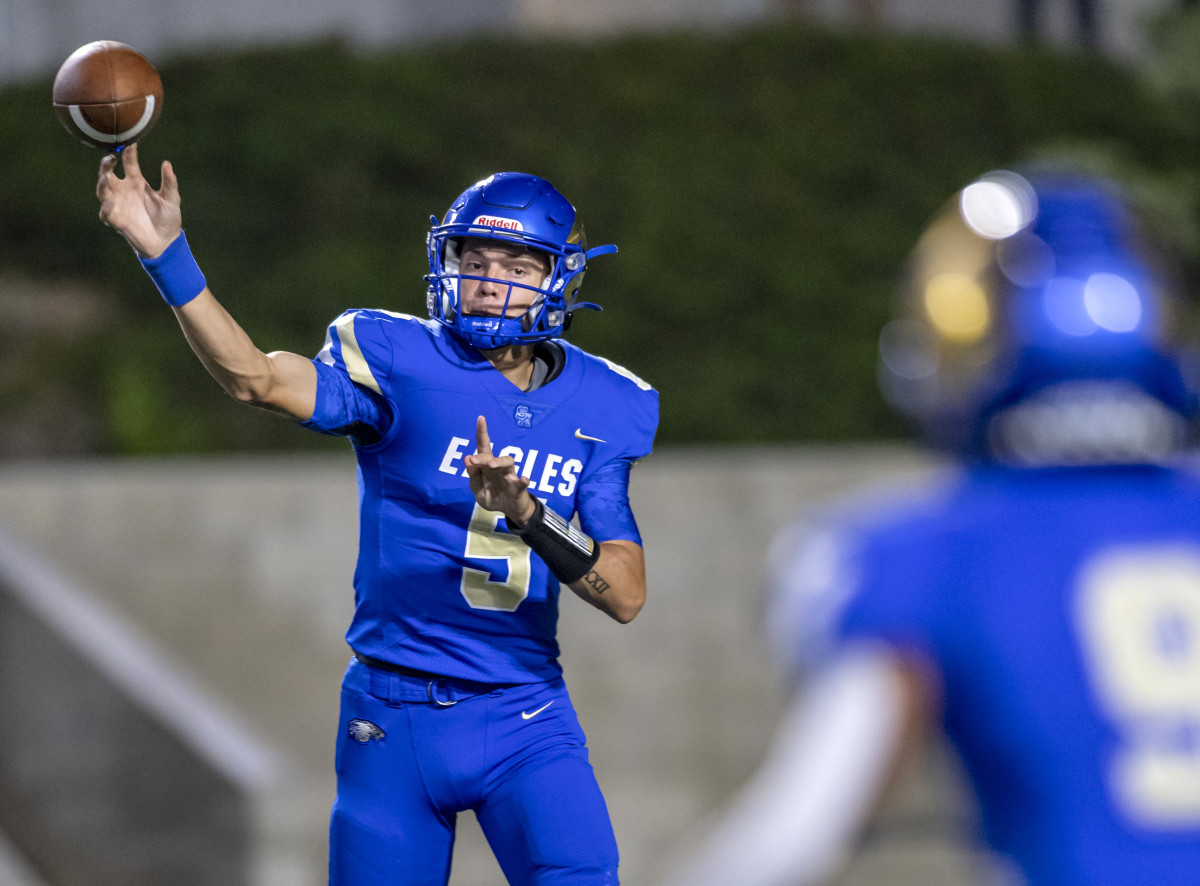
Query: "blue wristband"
139 231 207 307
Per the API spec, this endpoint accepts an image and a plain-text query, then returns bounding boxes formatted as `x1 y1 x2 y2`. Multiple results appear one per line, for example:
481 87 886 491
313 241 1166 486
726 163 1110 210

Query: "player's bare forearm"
174 290 317 420
569 539 646 624
97 144 316 421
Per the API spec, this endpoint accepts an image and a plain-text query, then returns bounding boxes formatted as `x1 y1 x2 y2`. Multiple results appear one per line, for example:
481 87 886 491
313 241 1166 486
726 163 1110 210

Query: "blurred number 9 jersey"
307 308 657 684
781 464 1200 886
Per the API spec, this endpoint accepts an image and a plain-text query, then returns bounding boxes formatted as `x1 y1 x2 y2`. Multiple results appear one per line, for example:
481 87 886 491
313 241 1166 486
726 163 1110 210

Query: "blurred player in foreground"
659 169 1200 886
96 144 658 885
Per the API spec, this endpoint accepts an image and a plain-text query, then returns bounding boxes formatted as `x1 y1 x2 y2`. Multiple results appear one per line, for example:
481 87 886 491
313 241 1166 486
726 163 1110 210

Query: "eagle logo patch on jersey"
348 719 385 744
515 405 533 428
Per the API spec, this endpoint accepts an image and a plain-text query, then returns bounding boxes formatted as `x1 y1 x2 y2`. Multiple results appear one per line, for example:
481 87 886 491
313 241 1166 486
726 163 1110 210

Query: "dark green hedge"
1 22 1193 453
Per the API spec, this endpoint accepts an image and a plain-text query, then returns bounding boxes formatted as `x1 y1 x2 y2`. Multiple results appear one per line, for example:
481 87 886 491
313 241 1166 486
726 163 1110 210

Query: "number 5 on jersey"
461 503 533 611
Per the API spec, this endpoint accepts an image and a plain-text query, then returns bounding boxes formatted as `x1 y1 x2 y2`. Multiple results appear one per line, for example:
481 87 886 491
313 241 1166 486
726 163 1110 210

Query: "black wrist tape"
513 499 600 585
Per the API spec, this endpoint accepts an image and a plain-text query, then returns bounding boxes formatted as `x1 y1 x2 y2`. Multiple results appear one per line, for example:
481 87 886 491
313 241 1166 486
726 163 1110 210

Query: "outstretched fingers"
464 415 532 511
93 144 183 258
475 415 493 459
96 154 123 225
159 160 179 205
97 152 119 197
120 142 145 183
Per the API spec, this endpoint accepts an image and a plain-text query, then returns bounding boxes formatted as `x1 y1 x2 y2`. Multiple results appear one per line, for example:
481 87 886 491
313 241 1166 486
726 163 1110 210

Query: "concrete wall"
2 0 769 86
0 589 250 884
1 0 515 85
0 519 294 885
0 829 49 886
798 0 1168 59
0 446 986 885
1 0 1176 88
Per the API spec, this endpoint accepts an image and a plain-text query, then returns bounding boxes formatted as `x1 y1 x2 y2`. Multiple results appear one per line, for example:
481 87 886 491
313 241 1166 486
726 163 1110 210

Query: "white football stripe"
334 312 383 394
68 94 156 144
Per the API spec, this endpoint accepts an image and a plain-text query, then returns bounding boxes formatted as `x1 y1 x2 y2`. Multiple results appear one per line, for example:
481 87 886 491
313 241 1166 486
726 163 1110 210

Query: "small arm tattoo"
580 569 611 595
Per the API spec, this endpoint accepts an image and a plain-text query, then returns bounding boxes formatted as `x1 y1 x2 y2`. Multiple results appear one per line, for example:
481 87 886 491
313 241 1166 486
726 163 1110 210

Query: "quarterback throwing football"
97 144 658 886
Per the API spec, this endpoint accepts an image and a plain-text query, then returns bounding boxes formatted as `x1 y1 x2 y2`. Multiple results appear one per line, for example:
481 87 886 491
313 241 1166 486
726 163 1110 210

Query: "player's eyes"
459 257 540 278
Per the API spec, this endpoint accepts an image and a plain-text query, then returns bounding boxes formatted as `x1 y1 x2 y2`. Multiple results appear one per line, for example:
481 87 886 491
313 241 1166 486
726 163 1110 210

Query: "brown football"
52 41 163 150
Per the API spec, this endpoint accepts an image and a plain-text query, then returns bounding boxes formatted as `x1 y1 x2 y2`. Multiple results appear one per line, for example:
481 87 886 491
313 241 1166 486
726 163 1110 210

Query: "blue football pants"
328 658 620 885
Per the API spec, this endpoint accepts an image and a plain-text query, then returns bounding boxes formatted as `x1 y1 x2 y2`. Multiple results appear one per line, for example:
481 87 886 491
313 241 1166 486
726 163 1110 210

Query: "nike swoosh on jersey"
574 428 606 443
521 701 554 720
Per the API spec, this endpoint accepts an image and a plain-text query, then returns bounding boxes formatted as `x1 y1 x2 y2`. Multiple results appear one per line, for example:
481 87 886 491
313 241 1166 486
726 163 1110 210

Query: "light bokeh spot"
960 172 1037 240
1085 273 1142 333
924 273 991 343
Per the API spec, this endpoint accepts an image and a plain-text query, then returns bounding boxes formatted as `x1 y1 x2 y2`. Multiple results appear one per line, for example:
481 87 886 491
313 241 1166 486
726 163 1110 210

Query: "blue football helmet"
425 172 617 349
879 169 1199 463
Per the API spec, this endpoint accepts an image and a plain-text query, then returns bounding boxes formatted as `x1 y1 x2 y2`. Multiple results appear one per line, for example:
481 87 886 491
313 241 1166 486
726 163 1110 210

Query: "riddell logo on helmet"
473 215 524 231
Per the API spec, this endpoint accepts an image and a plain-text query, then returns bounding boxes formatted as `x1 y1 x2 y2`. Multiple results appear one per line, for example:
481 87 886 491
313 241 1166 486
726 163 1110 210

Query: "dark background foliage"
1 21 1194 453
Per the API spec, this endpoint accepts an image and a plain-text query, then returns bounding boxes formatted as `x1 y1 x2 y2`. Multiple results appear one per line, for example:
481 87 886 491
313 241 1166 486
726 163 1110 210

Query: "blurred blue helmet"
878 169 1199 464
425 172 617 349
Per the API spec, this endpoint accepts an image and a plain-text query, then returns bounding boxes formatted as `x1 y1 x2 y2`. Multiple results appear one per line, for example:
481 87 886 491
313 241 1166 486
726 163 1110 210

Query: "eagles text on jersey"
306 310 658 684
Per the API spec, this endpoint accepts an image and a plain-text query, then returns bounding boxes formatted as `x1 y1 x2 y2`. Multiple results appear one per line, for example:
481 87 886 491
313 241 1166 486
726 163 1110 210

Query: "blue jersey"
773 463 1200 886
304 310 658 684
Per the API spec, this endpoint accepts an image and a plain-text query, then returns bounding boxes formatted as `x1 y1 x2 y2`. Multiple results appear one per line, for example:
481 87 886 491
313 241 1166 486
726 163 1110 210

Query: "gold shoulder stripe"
598 356 652 391
335 312 382 394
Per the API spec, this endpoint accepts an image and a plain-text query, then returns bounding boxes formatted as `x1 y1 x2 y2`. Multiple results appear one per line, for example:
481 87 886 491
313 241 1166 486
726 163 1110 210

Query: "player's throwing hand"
96 142 182 259
464 415 537 525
